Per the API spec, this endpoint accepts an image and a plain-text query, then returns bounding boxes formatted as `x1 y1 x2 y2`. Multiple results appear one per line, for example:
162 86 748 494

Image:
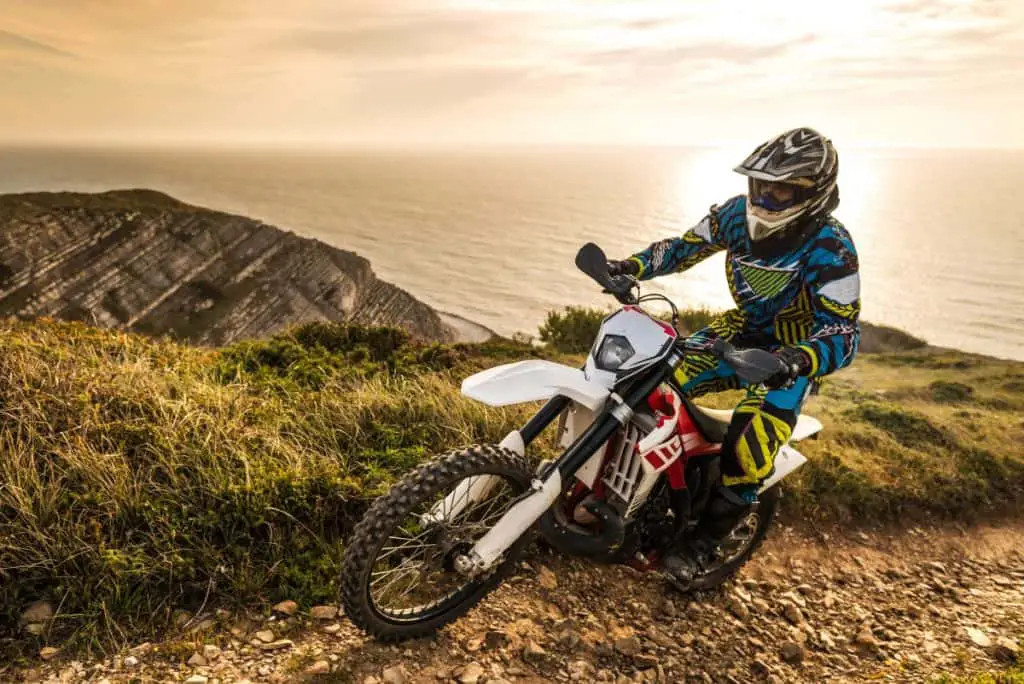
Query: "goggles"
749 179 810 212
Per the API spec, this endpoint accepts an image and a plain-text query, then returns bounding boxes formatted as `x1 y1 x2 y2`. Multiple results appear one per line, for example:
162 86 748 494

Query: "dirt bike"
341 242 822 641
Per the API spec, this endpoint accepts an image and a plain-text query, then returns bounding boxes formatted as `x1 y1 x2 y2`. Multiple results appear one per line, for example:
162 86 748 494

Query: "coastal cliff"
0 189 457 344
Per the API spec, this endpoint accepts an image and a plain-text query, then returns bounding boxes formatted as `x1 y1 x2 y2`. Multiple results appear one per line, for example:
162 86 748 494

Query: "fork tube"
461 360 677 575
541 362 673 480
519 395 571 446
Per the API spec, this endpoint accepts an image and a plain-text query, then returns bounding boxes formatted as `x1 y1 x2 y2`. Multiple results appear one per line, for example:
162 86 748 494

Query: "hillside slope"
0 190 456 344
0 318 1021 670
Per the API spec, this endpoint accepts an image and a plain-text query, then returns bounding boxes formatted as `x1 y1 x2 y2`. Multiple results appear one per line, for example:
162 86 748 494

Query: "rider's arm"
627 199 737 280
793 226 861 378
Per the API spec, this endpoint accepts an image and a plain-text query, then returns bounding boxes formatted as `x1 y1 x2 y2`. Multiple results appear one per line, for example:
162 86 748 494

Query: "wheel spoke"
373 559 426 600
373 531 435 563
474 490 513 526
367 471 521 620
703 512 761 573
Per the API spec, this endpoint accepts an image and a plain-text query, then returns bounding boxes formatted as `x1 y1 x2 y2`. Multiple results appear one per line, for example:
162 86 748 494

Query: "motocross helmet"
734 127 839 241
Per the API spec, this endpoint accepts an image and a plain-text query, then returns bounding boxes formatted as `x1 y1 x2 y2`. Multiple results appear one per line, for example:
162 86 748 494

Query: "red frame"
643 386 722 490
555 385 724 571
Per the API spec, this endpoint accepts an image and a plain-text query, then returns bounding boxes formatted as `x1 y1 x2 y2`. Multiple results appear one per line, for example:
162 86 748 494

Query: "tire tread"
341 444 532 642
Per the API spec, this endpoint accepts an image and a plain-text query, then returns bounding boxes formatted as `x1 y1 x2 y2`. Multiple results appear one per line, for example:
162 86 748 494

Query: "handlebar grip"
680 337 785 385
604 275 638 305
711 338 734 357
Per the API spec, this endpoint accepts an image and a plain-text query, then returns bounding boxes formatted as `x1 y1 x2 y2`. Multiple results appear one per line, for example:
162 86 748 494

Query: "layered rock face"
0 189 455 344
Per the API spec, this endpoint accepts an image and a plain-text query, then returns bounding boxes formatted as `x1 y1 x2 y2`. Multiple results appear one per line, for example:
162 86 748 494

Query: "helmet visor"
749 179 810 212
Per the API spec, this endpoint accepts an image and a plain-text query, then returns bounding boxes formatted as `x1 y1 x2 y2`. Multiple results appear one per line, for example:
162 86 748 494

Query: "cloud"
0 30 75 58
0 0 1022 146
279 15 504 59
587 35 813 69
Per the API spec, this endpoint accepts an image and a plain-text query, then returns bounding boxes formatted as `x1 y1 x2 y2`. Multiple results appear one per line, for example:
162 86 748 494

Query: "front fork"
453 354 680 577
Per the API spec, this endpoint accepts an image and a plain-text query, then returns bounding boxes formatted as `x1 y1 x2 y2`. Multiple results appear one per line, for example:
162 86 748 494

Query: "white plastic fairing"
627 434 683 519
461 360 612 411
692 405 734 425
469 472 563 571
584 307 676 377
560 405 606 489
500 430 526 457
637 413 678 453
574 449 605 490
758 444 808 492
790 414 823 442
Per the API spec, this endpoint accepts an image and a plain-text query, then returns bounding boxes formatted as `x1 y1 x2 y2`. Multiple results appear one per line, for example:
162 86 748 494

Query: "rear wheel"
685 485 779 592
341 445 534 641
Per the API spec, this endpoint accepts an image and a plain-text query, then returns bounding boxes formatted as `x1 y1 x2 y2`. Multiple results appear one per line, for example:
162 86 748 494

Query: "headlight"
596 335 635 371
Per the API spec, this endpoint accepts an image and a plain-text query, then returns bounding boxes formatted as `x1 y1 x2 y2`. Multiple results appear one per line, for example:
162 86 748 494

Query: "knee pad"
721 413 755 480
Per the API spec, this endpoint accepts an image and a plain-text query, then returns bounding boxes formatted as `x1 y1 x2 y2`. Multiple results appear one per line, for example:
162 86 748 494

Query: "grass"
0 319 548 658
0 312 1022 659
783 348 1024 522
932 666 1024 683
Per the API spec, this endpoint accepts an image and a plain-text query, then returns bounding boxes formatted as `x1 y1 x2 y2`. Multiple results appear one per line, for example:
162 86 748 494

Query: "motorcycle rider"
607 127 861 582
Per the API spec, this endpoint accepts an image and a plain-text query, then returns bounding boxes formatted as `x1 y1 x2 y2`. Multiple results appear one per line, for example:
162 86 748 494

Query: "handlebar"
708 335 786 385
687 338 788 385
575 243 787 385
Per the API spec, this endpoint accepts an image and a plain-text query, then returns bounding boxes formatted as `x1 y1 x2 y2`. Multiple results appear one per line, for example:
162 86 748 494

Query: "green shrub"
675 306 719 335
213 322 510 390
0 319 539 658
290 322 410 360
929 380 975 403
538 306 607 353
931 664 1024 683
846 402 954 449
536 305 723 353
858 321 928 353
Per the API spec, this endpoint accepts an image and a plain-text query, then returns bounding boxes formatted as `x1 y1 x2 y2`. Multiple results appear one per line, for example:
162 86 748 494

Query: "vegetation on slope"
0 311 1021 657
933 667 1024 684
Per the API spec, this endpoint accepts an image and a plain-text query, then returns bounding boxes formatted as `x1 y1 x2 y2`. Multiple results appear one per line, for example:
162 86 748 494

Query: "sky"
1 0 1023 148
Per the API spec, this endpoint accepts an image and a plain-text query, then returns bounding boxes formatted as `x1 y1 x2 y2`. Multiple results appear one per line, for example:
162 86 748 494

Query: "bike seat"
686 402 824 444
681 398 730 444
693 405 734 426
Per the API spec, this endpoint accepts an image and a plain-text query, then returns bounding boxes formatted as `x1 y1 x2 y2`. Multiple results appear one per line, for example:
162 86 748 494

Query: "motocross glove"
607 258 641 277
764 346 812 389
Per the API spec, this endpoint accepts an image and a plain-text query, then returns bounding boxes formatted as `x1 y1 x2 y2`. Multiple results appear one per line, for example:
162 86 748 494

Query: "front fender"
461 360 612 411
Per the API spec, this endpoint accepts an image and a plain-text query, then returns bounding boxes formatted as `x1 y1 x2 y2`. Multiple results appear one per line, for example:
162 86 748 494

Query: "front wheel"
341 444 534 642
685 485 780 592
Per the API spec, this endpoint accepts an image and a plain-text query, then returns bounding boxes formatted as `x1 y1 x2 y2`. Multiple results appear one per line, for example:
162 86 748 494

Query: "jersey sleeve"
628 201 732 280
795 229 861 377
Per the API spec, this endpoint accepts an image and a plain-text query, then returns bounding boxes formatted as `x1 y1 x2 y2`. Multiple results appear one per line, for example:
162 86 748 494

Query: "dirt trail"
12 522 1024 684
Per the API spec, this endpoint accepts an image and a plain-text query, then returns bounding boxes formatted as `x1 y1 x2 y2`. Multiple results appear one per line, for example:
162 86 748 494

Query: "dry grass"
932 665 1024 684
0 319 542 657
0 316 1021 658
785 348 1024 522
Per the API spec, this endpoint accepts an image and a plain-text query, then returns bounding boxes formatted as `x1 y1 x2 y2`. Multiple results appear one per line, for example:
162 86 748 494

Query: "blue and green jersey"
629 195 861 378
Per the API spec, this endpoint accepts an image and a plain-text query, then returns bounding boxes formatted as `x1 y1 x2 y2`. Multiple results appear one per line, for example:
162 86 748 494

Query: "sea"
0 145 1022 361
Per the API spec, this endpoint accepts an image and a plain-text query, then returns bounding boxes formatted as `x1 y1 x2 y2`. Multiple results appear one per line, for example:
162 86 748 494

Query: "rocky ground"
9 521 1023 684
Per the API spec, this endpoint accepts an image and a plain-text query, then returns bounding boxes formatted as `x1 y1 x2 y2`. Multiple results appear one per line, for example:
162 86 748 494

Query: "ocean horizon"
1 144 1022 361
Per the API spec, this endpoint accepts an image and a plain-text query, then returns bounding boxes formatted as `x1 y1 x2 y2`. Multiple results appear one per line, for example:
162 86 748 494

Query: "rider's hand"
607 259 640 277
765 347 812 389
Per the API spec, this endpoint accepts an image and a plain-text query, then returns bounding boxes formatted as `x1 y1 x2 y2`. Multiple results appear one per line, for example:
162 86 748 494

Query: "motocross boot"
662 484 758 585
